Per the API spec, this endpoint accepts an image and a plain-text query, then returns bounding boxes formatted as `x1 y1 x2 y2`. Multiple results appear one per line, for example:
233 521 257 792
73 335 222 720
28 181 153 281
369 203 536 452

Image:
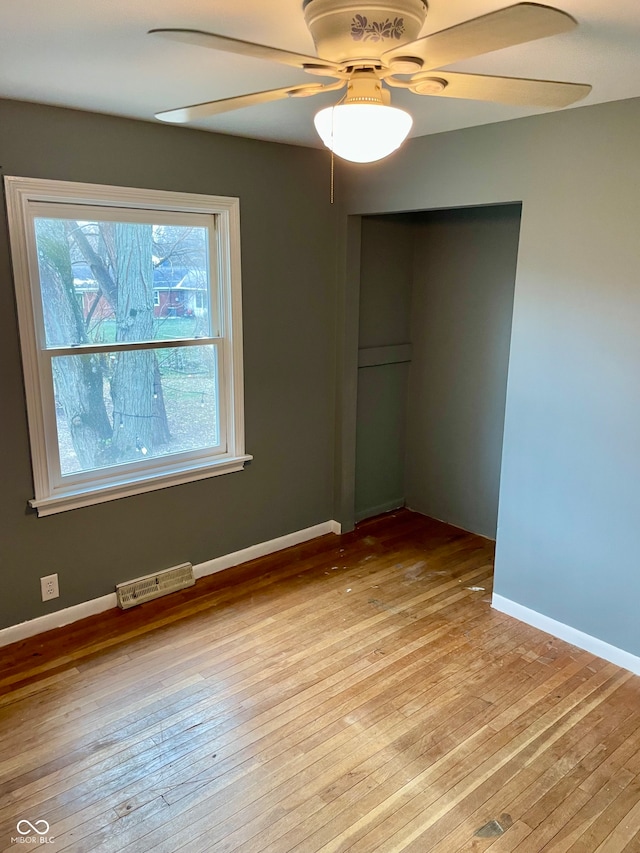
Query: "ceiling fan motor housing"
303 0 428 65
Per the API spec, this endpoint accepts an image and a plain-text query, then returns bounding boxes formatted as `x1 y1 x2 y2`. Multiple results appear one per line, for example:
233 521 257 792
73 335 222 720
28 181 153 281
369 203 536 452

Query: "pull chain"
330 148 335 205
329 105 336 205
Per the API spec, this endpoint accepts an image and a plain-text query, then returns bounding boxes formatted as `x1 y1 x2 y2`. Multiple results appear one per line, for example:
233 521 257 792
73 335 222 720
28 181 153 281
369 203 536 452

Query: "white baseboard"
0 593 118 649
0 520 341 650
192 520 341 579
492 594 640 676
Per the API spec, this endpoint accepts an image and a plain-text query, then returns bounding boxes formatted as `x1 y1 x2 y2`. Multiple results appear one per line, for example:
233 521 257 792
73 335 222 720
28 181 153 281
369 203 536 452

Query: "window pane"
34 218 211 347
52 345 220 476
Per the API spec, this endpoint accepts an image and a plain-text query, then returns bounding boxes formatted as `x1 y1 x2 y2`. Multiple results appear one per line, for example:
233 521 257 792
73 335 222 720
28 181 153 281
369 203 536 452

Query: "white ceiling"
1 0 638 148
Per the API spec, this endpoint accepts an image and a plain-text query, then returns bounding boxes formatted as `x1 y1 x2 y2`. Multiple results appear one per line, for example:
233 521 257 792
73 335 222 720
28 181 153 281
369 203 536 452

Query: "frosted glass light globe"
314 103 413 163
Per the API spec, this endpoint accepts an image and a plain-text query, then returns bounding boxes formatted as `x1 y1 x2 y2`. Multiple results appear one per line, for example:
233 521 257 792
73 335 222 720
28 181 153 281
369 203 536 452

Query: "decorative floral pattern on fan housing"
350 15 405 42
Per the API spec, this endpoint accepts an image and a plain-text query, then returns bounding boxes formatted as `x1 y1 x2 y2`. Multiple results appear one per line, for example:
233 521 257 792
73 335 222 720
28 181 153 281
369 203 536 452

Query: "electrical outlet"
41 573 59 601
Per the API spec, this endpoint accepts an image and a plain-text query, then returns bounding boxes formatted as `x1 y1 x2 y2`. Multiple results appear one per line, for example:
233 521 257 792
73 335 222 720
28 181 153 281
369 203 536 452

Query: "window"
5 177 250 515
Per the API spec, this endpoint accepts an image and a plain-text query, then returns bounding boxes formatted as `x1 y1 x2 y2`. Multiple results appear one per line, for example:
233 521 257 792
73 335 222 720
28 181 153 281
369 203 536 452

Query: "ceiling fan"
150 0 591 162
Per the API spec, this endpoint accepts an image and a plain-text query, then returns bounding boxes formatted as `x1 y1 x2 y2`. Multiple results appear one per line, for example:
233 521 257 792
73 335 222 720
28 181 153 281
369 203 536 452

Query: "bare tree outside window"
34 217 219 475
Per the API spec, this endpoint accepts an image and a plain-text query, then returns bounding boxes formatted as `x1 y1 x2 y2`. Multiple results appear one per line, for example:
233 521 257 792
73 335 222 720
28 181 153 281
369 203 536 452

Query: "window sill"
29 454 253 517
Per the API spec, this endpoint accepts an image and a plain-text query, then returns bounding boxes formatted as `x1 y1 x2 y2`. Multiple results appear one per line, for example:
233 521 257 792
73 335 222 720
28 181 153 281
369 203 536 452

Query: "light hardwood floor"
0 510 639 852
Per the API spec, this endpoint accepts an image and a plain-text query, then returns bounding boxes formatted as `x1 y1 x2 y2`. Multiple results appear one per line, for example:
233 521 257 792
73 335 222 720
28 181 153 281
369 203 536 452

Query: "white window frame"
5 176 251 516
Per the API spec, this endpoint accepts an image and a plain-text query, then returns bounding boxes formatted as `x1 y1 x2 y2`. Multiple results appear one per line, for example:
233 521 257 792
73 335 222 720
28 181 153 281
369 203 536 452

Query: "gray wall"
4 92 640 664
0 99 338 630
355 217 413 520
406 206 520 538
344 97 640 657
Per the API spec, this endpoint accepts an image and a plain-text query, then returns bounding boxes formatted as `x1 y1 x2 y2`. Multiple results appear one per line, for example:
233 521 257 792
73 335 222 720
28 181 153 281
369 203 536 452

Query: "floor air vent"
116 563 195 610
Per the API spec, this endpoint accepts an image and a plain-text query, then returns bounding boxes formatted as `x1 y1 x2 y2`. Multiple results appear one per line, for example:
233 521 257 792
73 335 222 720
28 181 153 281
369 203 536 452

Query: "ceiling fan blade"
411 71 591 107
155 81 345 123
382 3 577 71
149 28 341 74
